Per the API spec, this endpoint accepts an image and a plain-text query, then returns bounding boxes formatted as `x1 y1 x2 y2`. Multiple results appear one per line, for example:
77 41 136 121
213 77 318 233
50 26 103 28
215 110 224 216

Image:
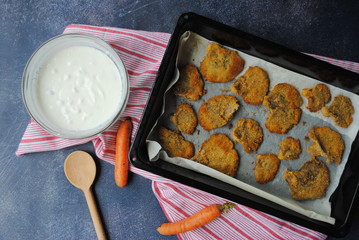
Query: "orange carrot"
157 202 235 235
114 118 132 187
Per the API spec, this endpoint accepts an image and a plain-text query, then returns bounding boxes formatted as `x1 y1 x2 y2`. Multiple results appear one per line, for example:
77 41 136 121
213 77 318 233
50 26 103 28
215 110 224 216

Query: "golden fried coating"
200 43 245 83
322 95 354 128
263 83 303 110
191 133 239 177
159 127 194 158
307 126 344 164
254 154 280 184
264 108 302 134
173 64 205 101
231 66 270 105
302 83 331 112
284 157 330 200
170 103 198 135
278 137 301 160
263 83 303 134
198 95 240 131
232 118 263 153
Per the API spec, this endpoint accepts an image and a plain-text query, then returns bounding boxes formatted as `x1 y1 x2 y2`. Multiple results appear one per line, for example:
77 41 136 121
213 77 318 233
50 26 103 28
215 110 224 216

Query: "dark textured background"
0 0 358 239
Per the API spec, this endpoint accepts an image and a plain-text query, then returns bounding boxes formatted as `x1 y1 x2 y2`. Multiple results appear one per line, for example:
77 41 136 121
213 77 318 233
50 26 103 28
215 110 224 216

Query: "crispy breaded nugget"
302 83 331 112
198 95 240 130
191 133 239 177
231 66 270 105
159 127 194 158
170 103 197 135
278 137 301 160
232 118 263 153
200 43 245 83
322 95 354 128
254 154 280 184
284 157 330 200
264 108 302 134
173 64 205 101
263 83 303 134
307 126 344 164
263 83 303 110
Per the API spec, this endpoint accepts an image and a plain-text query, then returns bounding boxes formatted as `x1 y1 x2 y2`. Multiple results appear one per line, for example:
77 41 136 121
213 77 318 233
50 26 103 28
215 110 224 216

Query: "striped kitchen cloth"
17 24 359 240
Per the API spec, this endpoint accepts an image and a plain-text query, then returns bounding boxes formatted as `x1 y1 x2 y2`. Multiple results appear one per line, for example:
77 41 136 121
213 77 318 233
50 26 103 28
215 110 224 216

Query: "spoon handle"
83 189 107 240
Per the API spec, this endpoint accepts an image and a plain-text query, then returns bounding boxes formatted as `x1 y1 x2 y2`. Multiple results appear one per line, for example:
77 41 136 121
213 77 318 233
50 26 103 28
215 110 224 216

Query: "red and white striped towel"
17 24 359 239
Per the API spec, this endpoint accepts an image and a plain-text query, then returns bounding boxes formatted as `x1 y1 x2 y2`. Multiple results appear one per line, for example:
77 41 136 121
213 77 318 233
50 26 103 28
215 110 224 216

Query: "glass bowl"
22 33 129 139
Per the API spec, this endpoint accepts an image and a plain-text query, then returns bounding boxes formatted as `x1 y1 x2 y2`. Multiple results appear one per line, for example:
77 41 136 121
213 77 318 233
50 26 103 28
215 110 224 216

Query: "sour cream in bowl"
22 33 129 139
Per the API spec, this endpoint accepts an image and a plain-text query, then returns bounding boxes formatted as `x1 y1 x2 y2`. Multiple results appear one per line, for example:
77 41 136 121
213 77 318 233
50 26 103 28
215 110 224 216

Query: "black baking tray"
130 12 359 237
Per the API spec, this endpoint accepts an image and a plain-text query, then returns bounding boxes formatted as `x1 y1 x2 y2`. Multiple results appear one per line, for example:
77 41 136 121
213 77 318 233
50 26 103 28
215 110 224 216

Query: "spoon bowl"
64 151 96 190
64 151 107 240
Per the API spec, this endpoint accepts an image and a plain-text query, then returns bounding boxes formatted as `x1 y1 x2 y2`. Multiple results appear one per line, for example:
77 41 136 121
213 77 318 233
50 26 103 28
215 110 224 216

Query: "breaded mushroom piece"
278 137 301 160
307 126 344 164
322 95 354 128
263 83 303 134
264 108 302 134
232 118 263 153
200 43 245 83
231 66 270 105
254 154 280 184
198 95 240 131
159 127 194 159
284 157 330 200
173 64 205 101
302 83 331 112
170 103 197 135
191 133 239 177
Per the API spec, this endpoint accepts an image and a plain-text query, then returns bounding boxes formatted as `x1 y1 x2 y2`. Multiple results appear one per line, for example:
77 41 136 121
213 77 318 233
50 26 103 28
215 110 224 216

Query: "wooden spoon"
64 151 107 240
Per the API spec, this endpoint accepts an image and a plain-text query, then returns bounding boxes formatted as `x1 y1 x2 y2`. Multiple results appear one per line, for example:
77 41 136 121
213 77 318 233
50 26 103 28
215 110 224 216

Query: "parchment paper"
146 31 359 224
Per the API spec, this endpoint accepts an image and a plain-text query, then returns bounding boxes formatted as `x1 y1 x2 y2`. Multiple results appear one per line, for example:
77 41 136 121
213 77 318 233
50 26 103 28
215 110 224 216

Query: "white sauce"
36 46 123 132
